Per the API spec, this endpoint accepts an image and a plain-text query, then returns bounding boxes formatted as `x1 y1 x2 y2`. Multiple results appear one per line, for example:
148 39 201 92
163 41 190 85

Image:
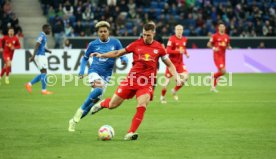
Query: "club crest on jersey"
153 49 158 54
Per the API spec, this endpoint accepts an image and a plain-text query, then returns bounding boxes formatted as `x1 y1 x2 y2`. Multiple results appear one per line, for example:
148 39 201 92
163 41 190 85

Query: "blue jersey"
79 37 128 82
36 32 47 56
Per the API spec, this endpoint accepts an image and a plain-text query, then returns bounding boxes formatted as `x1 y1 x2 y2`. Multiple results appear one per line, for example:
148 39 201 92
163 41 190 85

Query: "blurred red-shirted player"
207 22 232 92
0 28 21 84
90 23 183 140
160 24 190 104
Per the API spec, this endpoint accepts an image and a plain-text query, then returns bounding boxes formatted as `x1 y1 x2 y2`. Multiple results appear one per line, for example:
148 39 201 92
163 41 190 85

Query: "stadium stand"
0 0 23 38
39 0 275 39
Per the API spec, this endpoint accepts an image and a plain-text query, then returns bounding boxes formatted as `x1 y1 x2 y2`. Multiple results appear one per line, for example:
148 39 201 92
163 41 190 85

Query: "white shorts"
88 72 107 86
35 55 47 70
88 72 107 97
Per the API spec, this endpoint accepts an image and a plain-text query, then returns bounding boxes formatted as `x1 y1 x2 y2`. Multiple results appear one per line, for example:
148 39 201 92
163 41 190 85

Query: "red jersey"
125 39 166 87
166 35 187 65
2 35 21 55
209 32 230 55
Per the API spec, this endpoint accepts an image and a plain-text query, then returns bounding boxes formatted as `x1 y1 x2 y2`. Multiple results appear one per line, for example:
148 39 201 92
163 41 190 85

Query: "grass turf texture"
0 74 275 159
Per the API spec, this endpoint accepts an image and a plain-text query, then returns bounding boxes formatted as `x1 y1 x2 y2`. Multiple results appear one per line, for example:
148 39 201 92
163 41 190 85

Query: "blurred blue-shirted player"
25 24 53 95
68 21 128 132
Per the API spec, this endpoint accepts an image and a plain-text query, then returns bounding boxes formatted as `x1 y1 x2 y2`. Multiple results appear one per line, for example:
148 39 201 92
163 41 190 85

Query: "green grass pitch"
0 74 276 159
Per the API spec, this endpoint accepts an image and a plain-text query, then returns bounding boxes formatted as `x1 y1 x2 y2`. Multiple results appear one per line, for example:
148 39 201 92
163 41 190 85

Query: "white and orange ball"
98 125 115 140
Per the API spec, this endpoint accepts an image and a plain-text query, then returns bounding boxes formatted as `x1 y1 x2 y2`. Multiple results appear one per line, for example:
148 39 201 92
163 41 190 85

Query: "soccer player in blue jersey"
68 21 128 132
25 24 53 95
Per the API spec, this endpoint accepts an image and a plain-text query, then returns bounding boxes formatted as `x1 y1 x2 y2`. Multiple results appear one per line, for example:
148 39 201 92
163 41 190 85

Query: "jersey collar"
99 37 110 43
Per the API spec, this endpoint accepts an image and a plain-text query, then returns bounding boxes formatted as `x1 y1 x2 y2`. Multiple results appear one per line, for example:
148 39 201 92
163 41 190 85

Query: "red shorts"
214 54 225 69
165 65 188 78
2 52 14 62
115 80 154 101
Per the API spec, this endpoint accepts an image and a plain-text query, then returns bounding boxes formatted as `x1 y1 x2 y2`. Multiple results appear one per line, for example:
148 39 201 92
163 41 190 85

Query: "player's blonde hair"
175 24 183 30
95 21 110 31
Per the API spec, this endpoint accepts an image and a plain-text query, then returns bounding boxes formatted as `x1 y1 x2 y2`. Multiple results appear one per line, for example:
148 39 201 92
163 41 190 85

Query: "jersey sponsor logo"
111 46 115 50
220 42 226 46
183 42 186 46
145 53 150 61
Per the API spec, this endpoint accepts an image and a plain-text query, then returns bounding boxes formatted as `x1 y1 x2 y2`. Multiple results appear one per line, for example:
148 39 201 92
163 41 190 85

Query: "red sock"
161 88 167 96
6 66 10 76
0 67 6 77
174 85 183 92
100 98 111 108
128 106 146 133
214 72 224 87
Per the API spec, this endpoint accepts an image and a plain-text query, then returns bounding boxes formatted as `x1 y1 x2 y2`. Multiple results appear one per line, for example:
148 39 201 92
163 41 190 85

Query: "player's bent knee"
221 69 226 74
6 61 11 67
91 80 105 88
137 94 150 106
40 69 47 73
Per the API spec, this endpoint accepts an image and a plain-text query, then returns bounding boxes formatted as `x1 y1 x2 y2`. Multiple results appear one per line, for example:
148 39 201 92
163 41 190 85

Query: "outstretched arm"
91 48 127 58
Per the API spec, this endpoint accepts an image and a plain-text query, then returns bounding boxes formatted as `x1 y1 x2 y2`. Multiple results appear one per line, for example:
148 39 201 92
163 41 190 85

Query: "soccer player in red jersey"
207 22 232 92
160 24 190 103
90 23 184 140
0 28 21 84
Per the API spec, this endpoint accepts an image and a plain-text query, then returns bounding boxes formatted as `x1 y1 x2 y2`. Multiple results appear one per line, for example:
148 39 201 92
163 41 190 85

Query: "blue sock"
30 74 41 85
41 73 47 90
80 88 103 118
81 102 96 118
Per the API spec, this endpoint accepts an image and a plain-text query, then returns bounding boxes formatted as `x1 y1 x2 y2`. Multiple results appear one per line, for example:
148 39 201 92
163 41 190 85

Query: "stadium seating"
38 0 275 37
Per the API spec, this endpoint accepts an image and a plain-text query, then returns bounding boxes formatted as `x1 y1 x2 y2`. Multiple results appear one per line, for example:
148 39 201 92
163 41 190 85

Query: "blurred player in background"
207 21 232 92
68 21 128 132
160 24 189 104
90 23 184 140
0 28 21 84
25 24 53 95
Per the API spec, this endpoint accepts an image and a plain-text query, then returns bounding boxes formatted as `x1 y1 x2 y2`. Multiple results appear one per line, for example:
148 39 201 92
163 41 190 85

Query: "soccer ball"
98 125 115 140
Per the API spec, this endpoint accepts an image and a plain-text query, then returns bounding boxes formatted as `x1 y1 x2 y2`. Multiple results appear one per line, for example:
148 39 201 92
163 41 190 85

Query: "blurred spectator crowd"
40 0 276 43
0 0 23 38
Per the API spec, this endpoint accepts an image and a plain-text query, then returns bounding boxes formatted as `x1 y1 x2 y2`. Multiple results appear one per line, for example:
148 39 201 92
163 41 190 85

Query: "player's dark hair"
217 21 225 26
42 24 50 30
143 23 156 32
8 27 14 30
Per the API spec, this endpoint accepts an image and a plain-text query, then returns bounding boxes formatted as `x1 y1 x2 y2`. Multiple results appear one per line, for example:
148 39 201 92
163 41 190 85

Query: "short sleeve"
125 41 137 53
227 36 230 44
209 35 215 43
116 39 123 50
159 45 167 60
167 37 173 46
37 35 43 44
